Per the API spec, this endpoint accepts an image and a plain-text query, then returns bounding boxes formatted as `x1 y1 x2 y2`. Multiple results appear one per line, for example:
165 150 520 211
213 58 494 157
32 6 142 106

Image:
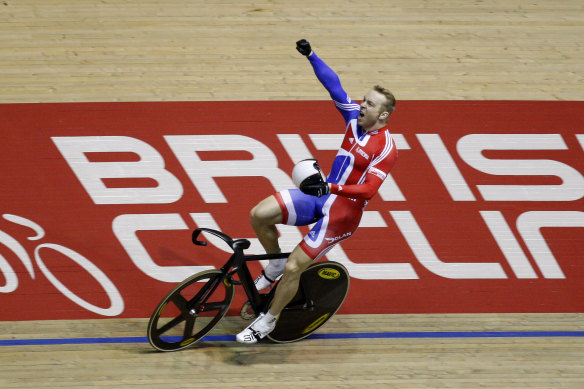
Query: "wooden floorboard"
0 0 582 102
1 315 583 388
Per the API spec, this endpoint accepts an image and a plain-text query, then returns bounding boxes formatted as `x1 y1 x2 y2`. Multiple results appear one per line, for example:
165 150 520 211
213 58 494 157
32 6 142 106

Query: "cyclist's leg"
267 195 357 312
236 243 313 343
251 190 321 282
268 194 362 316
250 195 287 289
238 195 363 343
267 244 313 316
237 191 321 343
267 261 350 343
250 195 283 255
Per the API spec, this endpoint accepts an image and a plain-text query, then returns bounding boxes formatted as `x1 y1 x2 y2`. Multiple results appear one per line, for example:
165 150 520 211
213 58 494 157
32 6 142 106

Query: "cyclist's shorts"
274 189 363 260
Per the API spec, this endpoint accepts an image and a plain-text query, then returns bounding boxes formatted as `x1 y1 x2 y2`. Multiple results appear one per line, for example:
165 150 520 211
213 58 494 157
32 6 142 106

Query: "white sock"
264 257 286 281
264 311 278 323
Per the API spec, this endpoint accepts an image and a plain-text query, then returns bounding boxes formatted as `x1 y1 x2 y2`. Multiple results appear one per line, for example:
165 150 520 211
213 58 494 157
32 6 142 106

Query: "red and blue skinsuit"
275 53 398 260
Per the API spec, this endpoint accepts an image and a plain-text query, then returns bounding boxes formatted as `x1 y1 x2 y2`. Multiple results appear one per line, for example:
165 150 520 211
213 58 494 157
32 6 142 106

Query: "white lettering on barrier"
328 244 420 280
51 136 183 204
479 211 538 279
112 213 214 283
457 134 584 201
417 134 476 201
49 133 582 283
358 211 387 228
578 134 584 152
517 211 584 279
53 133 584 205
390 210 508 279
110 209 577 282
114 209 552 281
164 135 294 203
277 134 313 163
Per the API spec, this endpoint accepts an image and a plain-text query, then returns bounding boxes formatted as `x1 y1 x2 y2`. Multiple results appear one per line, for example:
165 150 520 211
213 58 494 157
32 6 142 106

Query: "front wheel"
147 269 234 352
267 261 349 343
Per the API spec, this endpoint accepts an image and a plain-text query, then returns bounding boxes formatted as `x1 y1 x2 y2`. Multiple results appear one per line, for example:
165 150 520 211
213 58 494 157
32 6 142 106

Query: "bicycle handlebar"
192 228 250 252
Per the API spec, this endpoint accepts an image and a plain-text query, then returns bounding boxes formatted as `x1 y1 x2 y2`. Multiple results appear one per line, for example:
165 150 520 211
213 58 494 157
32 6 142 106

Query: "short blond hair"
373 85 396 116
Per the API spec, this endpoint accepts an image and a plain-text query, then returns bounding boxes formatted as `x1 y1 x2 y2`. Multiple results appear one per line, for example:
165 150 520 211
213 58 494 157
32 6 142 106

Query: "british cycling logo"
0 214 124 316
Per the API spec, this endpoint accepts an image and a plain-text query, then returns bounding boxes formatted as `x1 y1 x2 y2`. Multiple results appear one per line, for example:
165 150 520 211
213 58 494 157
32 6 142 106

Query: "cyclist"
236 39 398 343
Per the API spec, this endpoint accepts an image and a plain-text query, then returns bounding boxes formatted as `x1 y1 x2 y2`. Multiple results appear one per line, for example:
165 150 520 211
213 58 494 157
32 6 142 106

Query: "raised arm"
296 39 360 123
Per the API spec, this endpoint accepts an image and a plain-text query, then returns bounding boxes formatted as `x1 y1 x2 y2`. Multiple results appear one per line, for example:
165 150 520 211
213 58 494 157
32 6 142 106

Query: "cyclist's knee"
250 196 282 226
249 204 263 224
284 260 301 276
284 249 312 278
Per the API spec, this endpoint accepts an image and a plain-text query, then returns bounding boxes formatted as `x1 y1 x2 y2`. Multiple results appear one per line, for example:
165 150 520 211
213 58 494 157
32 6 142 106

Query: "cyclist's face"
358 90 388 129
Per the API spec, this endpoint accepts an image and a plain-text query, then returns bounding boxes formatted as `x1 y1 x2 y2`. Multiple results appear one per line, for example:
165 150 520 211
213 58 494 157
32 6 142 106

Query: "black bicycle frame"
192 228 291 316
236 252 290 315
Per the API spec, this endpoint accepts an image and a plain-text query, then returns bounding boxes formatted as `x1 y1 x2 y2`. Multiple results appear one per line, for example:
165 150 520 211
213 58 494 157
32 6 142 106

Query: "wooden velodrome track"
1 1 583 388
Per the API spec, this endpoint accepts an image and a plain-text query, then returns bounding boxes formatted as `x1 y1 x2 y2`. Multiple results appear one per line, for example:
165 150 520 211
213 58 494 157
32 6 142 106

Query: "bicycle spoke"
183 316 195 339
171 293 189 312
199 300 229 312
155 294 190 336
188 277 221 310
156 315 185 336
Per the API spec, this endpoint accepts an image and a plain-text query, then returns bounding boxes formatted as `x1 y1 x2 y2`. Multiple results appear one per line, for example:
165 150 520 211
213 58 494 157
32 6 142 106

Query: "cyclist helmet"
292 159 326 189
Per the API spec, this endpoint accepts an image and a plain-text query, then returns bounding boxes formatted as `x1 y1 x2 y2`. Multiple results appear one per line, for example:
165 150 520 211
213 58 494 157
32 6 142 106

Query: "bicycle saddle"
232 239 251 251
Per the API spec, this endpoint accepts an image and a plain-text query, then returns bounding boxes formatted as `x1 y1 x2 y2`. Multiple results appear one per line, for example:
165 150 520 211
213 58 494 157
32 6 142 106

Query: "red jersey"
327 121 397 206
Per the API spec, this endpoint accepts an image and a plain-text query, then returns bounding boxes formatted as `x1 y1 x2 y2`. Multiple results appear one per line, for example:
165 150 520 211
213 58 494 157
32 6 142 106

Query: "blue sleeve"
308 53 360 124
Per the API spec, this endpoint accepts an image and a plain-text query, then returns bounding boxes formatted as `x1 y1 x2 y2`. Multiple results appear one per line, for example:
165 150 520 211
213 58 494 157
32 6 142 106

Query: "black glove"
296 39 312 56
300 182 330 198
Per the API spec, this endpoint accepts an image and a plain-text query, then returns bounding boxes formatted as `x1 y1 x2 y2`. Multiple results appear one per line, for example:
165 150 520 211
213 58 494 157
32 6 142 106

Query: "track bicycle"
147 228 350 352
